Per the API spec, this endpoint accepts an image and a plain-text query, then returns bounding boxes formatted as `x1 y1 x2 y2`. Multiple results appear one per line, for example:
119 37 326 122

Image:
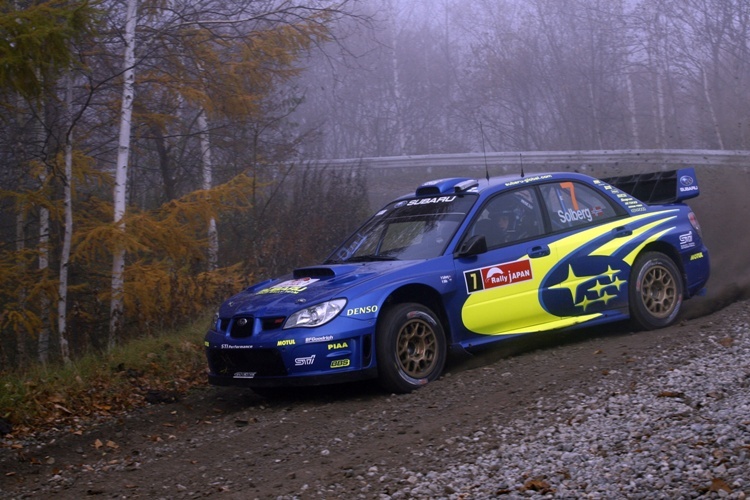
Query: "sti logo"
679 231 695 249
294 355 315 366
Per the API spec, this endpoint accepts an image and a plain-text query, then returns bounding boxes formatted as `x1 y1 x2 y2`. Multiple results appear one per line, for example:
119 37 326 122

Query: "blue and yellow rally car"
205 168 709 393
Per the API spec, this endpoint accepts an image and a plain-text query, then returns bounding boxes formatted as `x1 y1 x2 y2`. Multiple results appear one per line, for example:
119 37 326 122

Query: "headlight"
283 299 347 329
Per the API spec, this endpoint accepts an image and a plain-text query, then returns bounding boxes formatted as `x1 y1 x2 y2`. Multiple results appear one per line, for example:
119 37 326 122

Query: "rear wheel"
376 303 446 393
629 252 683 330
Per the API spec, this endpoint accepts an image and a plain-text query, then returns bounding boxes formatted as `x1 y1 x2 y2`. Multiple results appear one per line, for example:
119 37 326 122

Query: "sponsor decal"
548 263 627 313
558 207 592 224
680 175 695 187
679 231 696 249
330 359 351 369
679 185 699 193
464 259 533 294
592 206 604 217
294 354 316 366
440 274 453 284
504 174 553 187
257 278 319 295
277 339 296 346
233 372 256 379
406 196 456 206
346 305 378 316
629 207 647 213
328 342 349 350
221 344 254 349
690 252 704 261
305 335 334 343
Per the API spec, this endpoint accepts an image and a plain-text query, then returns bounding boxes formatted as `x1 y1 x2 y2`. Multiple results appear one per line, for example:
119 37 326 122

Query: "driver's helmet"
491 192 534 236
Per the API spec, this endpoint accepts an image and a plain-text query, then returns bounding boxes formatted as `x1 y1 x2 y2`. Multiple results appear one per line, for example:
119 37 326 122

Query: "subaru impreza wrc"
205 168 710 393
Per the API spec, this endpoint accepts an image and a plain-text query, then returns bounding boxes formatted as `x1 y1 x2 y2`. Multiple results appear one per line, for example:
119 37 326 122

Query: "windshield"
326 194 477 262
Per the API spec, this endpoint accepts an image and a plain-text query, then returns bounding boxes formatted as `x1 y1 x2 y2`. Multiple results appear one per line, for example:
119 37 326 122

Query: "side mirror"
455 235 487 258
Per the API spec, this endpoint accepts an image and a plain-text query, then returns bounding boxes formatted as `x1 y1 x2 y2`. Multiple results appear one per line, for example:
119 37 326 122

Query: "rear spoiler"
601 167 699 204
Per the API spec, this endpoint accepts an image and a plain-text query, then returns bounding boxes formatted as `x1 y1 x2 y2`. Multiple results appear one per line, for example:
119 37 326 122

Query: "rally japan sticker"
464 259 533 294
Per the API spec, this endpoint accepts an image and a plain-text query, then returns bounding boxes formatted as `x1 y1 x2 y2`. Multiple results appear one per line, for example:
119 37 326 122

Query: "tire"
629 252 683 330
376 303 447 393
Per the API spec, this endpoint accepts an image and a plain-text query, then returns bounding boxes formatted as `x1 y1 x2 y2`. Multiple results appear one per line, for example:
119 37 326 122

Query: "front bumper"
204 318 377 388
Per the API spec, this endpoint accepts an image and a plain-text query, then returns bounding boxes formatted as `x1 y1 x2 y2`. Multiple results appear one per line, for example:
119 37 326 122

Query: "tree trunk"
197 109 218 271
110 0 138 350
58 70 74 365
15 209 27 364
626 71 641 149
34 95 50 365
701 65 724 149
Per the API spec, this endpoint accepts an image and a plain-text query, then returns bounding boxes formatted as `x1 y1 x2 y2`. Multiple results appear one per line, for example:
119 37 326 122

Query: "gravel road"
2 298 749 499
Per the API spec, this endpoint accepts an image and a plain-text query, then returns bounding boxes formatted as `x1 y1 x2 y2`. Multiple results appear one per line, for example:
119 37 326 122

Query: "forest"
1 0 749 370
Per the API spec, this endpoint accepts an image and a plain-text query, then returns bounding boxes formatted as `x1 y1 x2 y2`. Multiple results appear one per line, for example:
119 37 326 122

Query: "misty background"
1 0 748 365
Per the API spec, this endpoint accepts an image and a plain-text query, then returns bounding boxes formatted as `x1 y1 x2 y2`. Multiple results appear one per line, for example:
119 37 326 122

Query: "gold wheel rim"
640 264 677 319
396 318 438 378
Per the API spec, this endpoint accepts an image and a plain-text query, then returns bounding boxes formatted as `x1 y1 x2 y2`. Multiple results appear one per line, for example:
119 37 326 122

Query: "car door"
535 180 630 321
455 187 561 336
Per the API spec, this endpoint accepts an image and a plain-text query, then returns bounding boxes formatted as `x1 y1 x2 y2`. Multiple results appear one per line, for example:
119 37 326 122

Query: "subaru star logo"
237 318 248 326
680 175 694 186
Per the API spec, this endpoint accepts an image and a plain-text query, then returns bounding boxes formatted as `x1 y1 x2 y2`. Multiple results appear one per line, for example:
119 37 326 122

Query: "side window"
468 188 544 248
540 182 618 231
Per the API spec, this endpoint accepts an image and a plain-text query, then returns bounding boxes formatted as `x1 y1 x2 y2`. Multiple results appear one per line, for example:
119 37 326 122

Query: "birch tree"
110 0 138 349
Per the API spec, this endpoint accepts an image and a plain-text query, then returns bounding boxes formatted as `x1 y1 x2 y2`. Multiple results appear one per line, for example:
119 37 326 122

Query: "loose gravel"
3 302 749 499
368 309 750 498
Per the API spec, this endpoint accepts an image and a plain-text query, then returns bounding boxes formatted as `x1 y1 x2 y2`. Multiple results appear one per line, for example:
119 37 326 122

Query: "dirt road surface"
1 165 748 498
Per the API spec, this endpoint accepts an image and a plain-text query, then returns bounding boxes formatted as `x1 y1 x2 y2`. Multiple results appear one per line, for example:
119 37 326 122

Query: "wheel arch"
634 241 687 297
378 284 452 343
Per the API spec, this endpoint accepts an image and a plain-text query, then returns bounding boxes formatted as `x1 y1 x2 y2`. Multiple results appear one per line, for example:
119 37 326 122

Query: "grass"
0 318 211 440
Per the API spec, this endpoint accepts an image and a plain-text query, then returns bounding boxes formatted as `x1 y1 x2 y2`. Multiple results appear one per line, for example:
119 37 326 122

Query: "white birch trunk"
197 108 218 271
15 209 27 362
35 96 50 364
626 71 641 149
701 65 724 149
38 177 50 364
58 70 74 365
386 0 406 155
109 0 138 350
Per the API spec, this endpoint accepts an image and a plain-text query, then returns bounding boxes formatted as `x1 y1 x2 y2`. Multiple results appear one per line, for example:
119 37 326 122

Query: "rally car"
205 168 710 393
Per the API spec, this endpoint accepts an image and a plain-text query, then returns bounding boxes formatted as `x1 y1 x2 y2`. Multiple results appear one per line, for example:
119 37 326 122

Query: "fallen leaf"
709 478 732 493
93 439 103 449
52 404 73 415
657 391 684 398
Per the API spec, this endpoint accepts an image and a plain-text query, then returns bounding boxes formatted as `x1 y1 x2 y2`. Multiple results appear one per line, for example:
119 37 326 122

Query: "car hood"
220 260 420 317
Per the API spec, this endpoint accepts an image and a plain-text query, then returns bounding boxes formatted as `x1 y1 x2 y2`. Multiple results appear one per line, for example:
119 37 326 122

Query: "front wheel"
629 252 683 330
376 303 447 393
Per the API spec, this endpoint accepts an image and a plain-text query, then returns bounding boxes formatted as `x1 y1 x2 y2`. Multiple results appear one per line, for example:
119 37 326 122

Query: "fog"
288 0 750 316
291 0 750 160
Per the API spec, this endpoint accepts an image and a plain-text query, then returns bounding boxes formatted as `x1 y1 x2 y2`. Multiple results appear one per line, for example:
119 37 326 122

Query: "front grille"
207 349 287 377
230 317 254 338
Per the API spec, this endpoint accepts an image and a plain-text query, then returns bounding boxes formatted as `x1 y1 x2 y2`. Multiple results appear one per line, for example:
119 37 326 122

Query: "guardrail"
310 149 750 169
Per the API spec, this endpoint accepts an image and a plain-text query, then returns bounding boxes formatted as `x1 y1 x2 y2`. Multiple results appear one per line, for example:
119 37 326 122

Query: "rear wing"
601 167 699 204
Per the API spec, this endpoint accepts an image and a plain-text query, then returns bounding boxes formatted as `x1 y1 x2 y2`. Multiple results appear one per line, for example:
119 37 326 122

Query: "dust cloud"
683 165 750 318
